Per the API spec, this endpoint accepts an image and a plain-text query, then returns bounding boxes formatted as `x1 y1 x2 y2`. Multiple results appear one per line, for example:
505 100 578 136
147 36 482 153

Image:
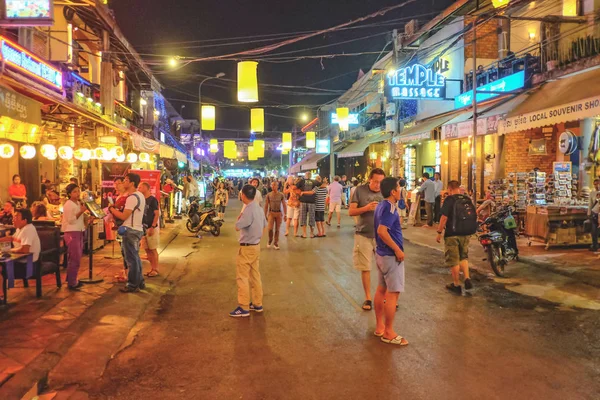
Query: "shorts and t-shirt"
374 200 405 293
328 181 344 213
441 194 472 267
142 195 160 250
351 184 383 271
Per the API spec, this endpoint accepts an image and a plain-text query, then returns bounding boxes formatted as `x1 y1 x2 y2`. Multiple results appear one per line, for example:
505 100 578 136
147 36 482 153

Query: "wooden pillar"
100 30 114 117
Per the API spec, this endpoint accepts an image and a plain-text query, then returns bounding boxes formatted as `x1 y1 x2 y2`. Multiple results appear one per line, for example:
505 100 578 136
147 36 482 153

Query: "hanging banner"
131 169 161 200
101 162 132 208
132 133 160 154
159 143 175 159
0 84 41 125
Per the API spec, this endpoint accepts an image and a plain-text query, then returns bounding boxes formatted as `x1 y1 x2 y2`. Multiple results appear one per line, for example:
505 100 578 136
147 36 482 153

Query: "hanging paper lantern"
282 148 289 155
58 146 73 160
250 108 264 133
282 132 292 150
201 105 216 131
248 145 257 161
111 146 125 160
209 139 218 153
224 140 237 159
337 107 349 131
254 140 265 158
306 132 316 149
40 144 57 159
20 145 36 159
74 148 91 161
491 0 510 8
115 153 126 162
237 61 259 103
0 143 15 159
94 147 111 161
126 153 138 163
139 152 151 163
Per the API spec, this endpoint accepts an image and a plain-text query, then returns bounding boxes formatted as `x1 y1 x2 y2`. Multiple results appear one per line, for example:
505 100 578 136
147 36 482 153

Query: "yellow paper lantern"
74 148 91 161
209 139 218 153
0 143 15 159
562 0 577 16
224 140 237 159
40 144 57 159
139 152 151 163
94 147 111 161
58 146 73 160
201 105 216 131
20 145 36 159
126 153 138 163
251 108 265 133
237 61 259 103
491 0 510 7
337 107 349 131
306 132 316 149
282 149 289 155
254 140 265 158
282 132 292 150
248 145 257 161
111 146 125 160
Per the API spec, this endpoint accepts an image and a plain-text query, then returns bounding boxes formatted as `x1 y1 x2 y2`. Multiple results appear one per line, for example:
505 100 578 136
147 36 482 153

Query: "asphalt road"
88 200 600 400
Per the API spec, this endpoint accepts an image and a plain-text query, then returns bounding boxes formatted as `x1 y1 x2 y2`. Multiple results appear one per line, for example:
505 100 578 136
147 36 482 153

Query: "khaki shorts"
329 201 342 213
444 235 470 267
353 234 375 271
287 206 300 220
142 228 160 251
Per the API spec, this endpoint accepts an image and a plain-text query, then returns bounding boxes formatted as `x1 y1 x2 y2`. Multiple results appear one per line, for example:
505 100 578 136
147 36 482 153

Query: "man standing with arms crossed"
349 168 385 311
264 181 286 250
326 176 344 228
230 185 267 318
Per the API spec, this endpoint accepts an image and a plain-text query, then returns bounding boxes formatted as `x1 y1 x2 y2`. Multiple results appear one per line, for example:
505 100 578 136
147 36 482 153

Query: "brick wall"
464 17 499 60
504 129 558 175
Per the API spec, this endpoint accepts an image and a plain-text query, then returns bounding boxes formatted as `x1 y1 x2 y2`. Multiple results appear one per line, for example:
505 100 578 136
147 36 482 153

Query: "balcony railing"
541 27 600 72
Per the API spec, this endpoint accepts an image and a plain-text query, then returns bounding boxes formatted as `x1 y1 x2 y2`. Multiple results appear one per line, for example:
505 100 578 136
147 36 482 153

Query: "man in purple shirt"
326 175 344 228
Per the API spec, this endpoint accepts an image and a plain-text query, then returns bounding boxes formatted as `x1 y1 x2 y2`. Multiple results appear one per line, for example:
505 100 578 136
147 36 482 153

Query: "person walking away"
140 182 160 277
374 177 409 346
433 173 443 224
398 179 409 229
297 172 317 238
264 181 286 250
436 180 478 295
418 173 436 227
349 168 385 310
285 180 301 237
588 179 600 252
327 176 344 228
62 184 89 290
315 177 328 237
230 185 267 318
215 182 229 220
109 173 146 293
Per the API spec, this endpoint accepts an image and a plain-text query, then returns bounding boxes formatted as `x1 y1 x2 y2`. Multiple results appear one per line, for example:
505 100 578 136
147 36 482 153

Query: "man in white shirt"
327 176 344 227
1 209 41 262
110 173 146 293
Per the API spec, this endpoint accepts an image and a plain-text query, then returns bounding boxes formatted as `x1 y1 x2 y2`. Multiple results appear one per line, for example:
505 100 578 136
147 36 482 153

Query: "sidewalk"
0 222 182 399
403 224 600 288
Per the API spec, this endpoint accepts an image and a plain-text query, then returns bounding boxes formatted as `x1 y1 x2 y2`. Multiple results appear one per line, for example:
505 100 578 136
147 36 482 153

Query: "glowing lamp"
111 146 125 160
0 143 15 159
306 132 316 149
251 108 265 133
139 152 151 163
20 145 36 159
209 139 219 153
224 140 237 159
41 144 57 159
94 147 111 161
248 145 257 161
562 0 577 16
115 153 126 162
254 140 265 158
370 152 378 160
46 152 58 160
491 0 510 7
127 153 138 163
381 156 388 162
337 107 349 131
74 148 91 161
282 149 289 155
282 132 292 151
237 61 259 103
201 105 216 131
58 146 73 160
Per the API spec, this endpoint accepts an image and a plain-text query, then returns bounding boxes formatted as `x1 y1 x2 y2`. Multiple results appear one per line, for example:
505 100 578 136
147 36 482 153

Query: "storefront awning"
337 129 389 159
290 143 347 172
500 68 600 134
397 114 457 143
159 144 175 159
175 150 188 163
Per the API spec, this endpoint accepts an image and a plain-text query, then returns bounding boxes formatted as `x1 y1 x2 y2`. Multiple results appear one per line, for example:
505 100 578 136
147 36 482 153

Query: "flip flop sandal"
381 335 409 346
374 331 384 337
145 270 160 277
362 300 372 310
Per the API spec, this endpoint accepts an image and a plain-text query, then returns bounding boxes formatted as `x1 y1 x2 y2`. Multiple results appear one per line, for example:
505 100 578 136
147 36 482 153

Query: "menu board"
1 0 53 25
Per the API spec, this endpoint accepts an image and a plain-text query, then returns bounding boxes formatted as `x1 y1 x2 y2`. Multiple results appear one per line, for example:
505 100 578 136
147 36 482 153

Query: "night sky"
111 0 455 136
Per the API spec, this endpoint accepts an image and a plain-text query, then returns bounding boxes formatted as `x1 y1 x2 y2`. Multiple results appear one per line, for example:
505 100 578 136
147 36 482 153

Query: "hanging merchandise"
58 146 73 160
306 132 316 149
251 108 265 133
224 140 237 159
139 152 151 163
126 153 138 163
337 107 349 131
248 145 258 161
201 105 216 131
254 140 265 158
0 143 15 159
20 144 36 159
74 148 91 161
282 132 292 150
209 139 218 153
237 61 259 103
40 144 56 159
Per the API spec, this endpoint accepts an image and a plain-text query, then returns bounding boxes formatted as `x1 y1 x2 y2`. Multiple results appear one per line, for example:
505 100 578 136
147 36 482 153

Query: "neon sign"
316 139 330 154
387 63 446 100
331 113 359 125
454 70 525 109
0 36 62 90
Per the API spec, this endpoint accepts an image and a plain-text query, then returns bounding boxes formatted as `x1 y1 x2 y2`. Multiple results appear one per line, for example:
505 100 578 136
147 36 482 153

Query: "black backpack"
451 194 477 235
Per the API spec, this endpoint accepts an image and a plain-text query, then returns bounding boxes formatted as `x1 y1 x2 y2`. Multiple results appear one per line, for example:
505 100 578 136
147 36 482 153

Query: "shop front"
336 128 388 181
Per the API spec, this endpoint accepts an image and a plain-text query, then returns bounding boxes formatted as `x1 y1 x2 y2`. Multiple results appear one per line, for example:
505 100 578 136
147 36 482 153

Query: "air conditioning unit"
405 20 419 37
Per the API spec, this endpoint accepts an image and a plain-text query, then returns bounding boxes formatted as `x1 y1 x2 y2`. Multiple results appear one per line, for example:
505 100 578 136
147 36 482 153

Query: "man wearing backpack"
436 180 477 295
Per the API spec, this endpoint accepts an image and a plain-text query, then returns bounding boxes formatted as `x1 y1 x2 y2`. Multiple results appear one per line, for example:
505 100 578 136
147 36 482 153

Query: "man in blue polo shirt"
373 177 408 346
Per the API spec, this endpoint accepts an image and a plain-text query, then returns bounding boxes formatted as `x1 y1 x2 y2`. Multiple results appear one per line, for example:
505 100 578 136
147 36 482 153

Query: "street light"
180 104 186 118
198 72 226 189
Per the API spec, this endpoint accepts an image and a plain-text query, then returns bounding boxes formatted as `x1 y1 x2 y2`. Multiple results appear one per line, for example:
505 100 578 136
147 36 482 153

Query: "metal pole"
471 18 478 203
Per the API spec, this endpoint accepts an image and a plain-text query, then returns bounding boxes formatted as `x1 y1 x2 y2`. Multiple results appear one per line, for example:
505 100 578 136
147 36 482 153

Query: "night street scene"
0 0 599 399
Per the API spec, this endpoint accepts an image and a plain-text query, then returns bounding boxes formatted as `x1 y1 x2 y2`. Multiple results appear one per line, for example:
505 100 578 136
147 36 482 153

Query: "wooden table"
1 252 33 305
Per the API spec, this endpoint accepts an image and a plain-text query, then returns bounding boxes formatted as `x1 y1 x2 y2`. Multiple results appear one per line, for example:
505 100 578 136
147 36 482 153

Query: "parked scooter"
478 206 519 277
186 200 223 236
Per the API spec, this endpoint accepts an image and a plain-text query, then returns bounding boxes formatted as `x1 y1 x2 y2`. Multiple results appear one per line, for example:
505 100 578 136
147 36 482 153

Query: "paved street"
72 200 599 400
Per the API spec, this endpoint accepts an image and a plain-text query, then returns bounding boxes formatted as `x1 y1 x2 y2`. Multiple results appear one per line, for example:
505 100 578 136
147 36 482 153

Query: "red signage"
131 169 161 199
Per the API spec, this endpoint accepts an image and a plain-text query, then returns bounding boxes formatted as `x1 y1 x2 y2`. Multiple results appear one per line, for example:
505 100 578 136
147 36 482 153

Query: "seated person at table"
43 185 61 206
0 209 41 262
31 202 53 221
0 201 15 225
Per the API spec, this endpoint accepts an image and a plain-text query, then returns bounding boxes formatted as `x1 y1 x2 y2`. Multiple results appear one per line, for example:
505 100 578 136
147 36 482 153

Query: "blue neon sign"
331 113 359 125
0 37 62 90
387 63 446 100
454 70 525 109
316 139 330 154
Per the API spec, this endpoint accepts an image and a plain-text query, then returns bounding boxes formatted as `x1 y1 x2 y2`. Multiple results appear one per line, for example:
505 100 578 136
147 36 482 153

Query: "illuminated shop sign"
387 63 446 100
0 36 62 90
316 139 330 154
331 112 359 125
454 70 525 109
1 0 53 26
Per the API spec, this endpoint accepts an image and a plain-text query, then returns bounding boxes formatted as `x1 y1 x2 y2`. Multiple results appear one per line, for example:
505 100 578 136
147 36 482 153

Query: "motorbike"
186 200 222 236
478 206 519 277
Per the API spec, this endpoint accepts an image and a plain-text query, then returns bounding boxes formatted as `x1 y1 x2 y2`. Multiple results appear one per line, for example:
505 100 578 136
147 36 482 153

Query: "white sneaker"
274 244 280 250
267 243 272 248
